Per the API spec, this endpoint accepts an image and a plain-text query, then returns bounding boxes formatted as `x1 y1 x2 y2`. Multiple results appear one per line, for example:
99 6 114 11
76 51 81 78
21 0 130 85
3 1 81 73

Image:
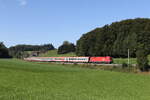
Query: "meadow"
39 50 76 57
0 59 150 100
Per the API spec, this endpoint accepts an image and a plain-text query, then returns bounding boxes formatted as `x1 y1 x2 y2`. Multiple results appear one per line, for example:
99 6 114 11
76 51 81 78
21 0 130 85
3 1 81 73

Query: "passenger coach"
24 56 113 64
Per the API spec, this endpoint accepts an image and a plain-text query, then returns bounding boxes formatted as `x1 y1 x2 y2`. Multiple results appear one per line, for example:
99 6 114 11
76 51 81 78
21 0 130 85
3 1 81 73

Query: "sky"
0 0 150 48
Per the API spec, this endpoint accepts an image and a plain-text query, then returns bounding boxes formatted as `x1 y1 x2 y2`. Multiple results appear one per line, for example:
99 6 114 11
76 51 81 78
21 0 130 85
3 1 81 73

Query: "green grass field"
0 59 150 100
113 55 150 64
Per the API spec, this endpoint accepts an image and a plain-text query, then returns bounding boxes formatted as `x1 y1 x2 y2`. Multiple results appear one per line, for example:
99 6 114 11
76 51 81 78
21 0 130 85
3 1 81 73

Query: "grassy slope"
114 55 150 64
0 59 150 100
39 50 76 57
113 58 137 64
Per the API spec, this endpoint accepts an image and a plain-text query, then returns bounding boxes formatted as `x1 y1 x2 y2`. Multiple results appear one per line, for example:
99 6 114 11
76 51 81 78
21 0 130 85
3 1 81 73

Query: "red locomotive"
89 56 112 64
24 56 113 64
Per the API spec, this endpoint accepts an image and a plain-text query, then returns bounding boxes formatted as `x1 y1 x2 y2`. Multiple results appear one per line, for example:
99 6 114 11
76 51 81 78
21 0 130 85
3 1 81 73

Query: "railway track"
49 62 136 67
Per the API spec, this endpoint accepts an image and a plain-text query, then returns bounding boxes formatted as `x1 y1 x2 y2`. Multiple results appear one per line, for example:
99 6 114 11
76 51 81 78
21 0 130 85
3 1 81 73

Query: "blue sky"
0 0 150 48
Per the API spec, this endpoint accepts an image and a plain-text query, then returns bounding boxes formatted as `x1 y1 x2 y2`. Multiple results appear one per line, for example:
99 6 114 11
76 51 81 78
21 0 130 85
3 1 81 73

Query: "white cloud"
0 0 28 8
17 0 27 6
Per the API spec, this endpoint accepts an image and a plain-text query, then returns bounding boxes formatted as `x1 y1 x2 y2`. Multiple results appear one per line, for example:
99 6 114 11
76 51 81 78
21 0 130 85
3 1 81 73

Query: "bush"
122 63 128 68
136 49 149 71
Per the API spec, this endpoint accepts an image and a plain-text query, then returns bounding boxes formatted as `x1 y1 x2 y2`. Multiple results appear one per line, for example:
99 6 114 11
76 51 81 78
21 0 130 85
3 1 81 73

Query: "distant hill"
9 44 55 58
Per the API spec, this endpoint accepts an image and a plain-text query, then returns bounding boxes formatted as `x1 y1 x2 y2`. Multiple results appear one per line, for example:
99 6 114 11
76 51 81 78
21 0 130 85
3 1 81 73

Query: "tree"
136 49 149 71
0 42 10 58
58 41 76 54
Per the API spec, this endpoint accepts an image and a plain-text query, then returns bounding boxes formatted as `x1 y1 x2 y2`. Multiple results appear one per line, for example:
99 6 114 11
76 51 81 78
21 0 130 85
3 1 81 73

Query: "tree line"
9 44 55 58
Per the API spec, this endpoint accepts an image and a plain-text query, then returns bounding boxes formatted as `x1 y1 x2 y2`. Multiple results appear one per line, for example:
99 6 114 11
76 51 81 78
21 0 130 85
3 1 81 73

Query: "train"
24 56 113 64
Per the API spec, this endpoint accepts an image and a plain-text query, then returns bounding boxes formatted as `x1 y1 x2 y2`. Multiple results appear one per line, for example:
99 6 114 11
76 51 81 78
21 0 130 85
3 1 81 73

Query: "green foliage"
0 59 150 100
122 62 128 68
58 41 76 54
0 42 10 58
136 49 149 71
76 18 150 58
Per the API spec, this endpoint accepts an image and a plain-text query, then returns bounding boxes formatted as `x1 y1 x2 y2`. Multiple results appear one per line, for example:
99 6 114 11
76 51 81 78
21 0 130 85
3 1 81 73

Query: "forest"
76 18 150 58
